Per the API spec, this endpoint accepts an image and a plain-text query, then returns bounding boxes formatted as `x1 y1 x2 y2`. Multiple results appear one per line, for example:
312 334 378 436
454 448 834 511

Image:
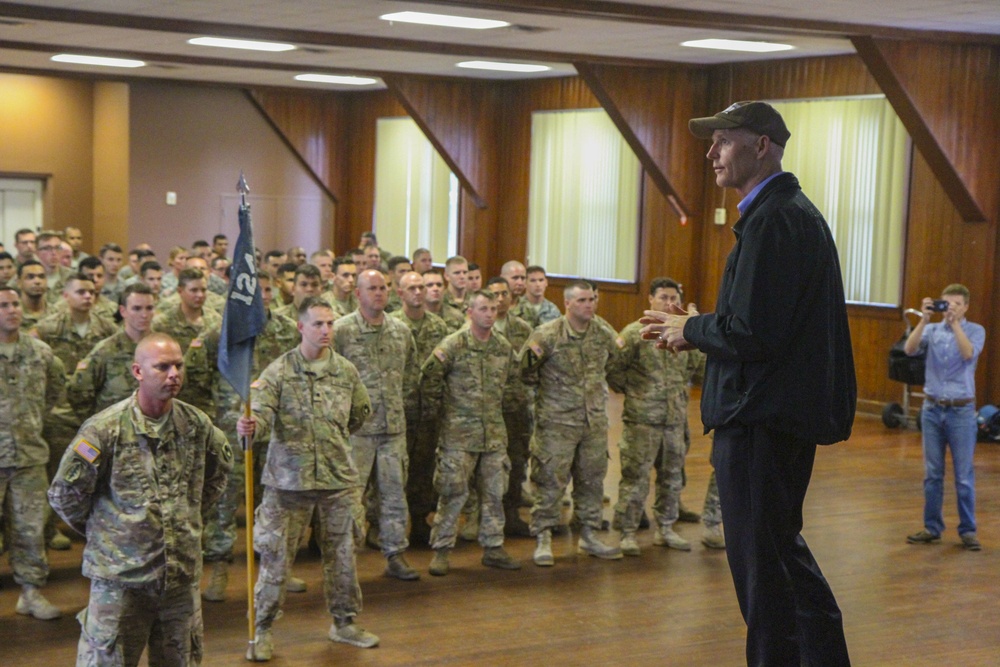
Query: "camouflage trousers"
45 399 81 539
352 432 409 557
615 421 686 532
405 418 440 519
503 407 532 512
529 420 608 535
201 445 245 563
430 449 510 550
76 577 202 667
0 465 49 586
702 470 722 528
252 486 363 626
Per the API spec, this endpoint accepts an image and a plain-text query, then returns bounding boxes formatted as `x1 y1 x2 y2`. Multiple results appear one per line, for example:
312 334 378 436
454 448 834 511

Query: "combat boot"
384 553 420 581
202 561 228 601
15 585 61 620
677 502 700 523
330 618 380 648
701 525 726 550
533 529 554 567
47 528 71 551
503 508 532 537
653 525 692 551
410 513 431 546
620 531 641 557
429 549 450 576
577 526 623 560
286 576 307 593
247 625 273 661
482 546 522 570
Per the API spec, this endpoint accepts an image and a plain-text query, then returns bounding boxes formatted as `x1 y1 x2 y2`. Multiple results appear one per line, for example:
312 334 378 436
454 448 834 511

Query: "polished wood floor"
3 394 999 666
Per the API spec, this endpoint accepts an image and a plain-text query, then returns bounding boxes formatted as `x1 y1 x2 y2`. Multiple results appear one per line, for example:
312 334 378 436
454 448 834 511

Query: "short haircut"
257 269 272 282
649 277 681 297
412 248 430 260
99 243 123 257
423 268 445 279
310 249 333 261
79 256 104 272
526 265 547 276
0 284 22 296
64 272 94 290
294 263 322 281
119 282 154 307
135 248 155 260
361 231 377 243
388 256 412 272
298 296 333 320
486 276 509 289
445 255 468 269
177 268 205 288
469 289 497 303
361 240 379 251
37 232 60 245
211 256 229 270
140 260 162 275
277 262 298 276
264 249 285 262
192 240 210 249
332 256 356 272
212 234 227 243
0 251 13 263
942 283 971 303
168 246 188 262
18 259 44 277
564 279 594 300
14 228 35 242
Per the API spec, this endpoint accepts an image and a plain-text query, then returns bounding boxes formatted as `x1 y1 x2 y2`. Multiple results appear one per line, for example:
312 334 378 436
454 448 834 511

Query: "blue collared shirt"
737 172 785 215
919 319 985 400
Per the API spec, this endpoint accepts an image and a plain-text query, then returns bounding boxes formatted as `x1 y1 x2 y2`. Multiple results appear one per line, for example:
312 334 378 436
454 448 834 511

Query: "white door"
0 178 45 252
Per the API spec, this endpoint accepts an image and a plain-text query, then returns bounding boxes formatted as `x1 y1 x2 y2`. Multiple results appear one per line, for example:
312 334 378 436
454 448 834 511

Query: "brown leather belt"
925 396 974 407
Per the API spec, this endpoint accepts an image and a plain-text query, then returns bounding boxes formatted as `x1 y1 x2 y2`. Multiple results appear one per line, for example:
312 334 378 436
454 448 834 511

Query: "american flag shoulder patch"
615 336 626 349
73 439 101 464
433 348 447 363
189 338 204 348
250 379 263 390
76 359 89 371
529 341 544 357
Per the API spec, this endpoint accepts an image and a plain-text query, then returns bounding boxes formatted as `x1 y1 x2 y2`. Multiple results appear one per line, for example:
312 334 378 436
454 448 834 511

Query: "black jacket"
684 172 856 444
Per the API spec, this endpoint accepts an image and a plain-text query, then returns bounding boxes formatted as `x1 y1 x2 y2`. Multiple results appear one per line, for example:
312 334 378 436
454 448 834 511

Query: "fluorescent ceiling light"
295 74 379 86
457 60 550 73
380 11 509 30
188 36 296 52
681 39 793 53
51 54 145 68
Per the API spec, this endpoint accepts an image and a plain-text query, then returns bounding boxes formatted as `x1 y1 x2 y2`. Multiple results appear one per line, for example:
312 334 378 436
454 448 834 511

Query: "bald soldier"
333 269 420 581
49 333 233 666
501 260 538 328
0 285 66 620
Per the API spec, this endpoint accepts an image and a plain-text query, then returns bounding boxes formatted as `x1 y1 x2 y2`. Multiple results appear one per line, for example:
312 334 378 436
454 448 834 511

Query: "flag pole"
237 173 258 658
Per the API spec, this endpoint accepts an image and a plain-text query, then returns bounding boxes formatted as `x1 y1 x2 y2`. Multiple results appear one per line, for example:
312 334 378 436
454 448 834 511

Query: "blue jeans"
921 402 977 536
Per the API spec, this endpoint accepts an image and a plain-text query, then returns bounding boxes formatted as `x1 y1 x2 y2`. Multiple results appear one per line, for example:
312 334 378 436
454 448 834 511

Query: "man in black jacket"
643 101 856 667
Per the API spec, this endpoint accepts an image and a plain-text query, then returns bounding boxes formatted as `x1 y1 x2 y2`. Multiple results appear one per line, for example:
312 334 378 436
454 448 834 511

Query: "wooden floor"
3 394 999 666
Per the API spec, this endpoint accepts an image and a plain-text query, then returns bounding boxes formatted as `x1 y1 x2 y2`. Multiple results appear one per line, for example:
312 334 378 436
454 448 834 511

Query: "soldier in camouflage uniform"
151 268 222 354
523 265 562 326
49 333 232 666
423 269 465 331
486 277 534 537
0 251 18 289
389 271 450 545
239 297 379 659
76 256 120 321
385 256 412 314
501 260 537 328
607 278 706 556
322 256 359 318
0 286 65 620
421 291 522 576
17 260 50 330
69 284 156 422
183 272 299 602
271 263 322 321
333 269 421 581
35 232 75 306
522 280 622 565
442 255 470 313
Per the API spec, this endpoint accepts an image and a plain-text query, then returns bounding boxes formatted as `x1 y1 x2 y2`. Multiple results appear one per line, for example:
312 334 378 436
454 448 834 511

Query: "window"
527 109 641 282
373 117 458 260
770 97 911 305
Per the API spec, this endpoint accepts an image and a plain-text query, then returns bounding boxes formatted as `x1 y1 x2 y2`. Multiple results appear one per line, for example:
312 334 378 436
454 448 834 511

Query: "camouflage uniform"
182 312 299 563
389 309 450 526
443 291 469 314
421 328 514 549
155 290 226 316
493 314 534 515
69 331 141 423
522 316 617 535
509 298 539 329
333 310 417 557
513 298 561 328
433 303 466 332
322 292 357 319
44 265 75 305
249 348 371 626
151 304 222 355
51 294 118 321
19 303 50 331
0 335 64 588
385 291 402 314
48 394 232 666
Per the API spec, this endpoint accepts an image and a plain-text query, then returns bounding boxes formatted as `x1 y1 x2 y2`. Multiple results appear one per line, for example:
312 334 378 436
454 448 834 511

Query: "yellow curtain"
528 109 640 282
771 97 910 305
373 117 456 260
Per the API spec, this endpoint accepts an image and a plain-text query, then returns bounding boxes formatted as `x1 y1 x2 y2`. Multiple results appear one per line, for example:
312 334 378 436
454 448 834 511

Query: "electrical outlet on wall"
166 191 177 205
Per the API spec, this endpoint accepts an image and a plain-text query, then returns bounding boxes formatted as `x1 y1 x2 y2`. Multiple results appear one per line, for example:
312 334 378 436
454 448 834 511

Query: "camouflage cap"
689 101 790 147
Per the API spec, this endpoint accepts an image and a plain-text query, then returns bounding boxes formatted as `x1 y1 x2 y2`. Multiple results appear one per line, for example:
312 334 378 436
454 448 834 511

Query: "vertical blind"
528 109 640 282
771 97 910 305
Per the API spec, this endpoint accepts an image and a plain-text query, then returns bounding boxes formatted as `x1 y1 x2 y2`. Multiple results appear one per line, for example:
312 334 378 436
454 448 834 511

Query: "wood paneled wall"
248 45 1000 406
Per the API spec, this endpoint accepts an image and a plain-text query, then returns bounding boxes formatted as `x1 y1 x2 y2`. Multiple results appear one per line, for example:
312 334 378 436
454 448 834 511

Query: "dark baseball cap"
688 101 790 147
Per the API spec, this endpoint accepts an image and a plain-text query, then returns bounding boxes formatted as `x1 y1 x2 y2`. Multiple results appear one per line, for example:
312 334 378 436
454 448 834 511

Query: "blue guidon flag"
218 201 267 402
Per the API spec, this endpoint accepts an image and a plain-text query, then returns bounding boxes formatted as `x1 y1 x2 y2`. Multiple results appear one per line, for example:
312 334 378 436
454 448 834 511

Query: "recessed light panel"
188 37 296 52
681 39 793 53
456 60 550 73
51 54 145 68
380 11 509 30
295 74 379 86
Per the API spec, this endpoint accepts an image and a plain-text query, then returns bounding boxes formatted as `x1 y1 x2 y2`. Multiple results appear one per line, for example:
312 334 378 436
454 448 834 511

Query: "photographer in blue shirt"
904 284 985 551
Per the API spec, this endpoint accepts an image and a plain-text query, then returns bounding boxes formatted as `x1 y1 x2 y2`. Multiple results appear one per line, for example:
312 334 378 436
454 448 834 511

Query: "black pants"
713 423 850 667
